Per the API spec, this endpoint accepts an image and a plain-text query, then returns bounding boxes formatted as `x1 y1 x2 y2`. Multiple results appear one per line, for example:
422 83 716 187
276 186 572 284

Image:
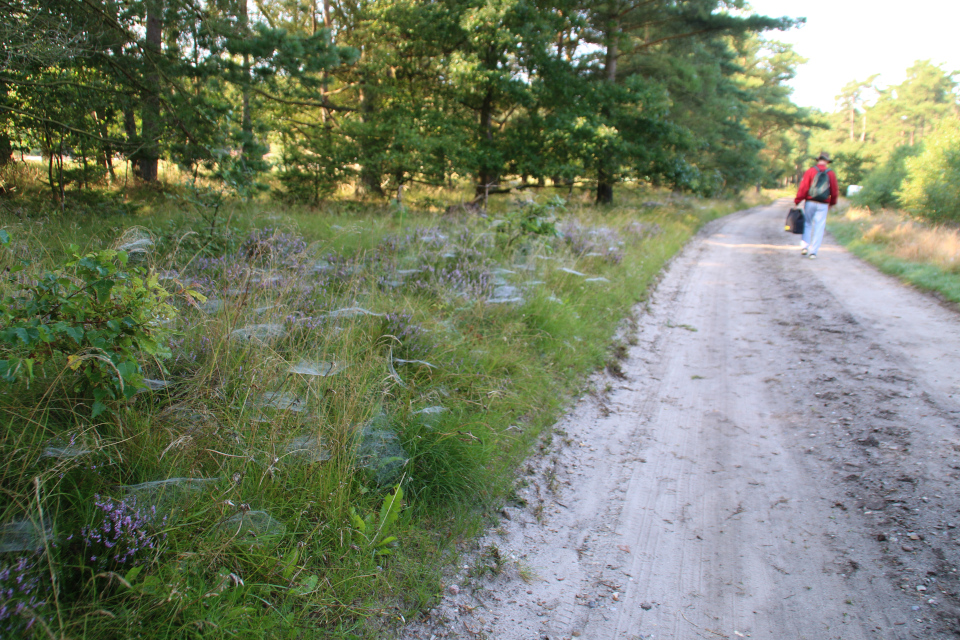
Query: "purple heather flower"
81 494 167 570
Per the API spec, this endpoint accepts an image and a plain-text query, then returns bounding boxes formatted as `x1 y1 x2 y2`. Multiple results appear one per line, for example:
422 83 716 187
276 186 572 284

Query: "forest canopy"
0 0 809 204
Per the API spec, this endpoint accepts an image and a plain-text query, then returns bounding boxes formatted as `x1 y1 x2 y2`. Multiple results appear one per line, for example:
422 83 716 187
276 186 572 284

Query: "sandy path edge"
401 200 960 640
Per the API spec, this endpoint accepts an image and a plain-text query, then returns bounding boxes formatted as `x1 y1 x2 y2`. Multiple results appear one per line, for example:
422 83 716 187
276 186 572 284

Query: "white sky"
746 0 960 113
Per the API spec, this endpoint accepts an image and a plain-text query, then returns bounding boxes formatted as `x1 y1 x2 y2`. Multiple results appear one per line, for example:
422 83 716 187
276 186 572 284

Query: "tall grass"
830 207 960 304
0 179 754 639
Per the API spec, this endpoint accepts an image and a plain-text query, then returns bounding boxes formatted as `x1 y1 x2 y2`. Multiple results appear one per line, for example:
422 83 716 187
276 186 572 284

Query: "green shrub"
898 118 960 222
0 235 184 417
492 196 565 241
854 144 922 210
831 150 869 191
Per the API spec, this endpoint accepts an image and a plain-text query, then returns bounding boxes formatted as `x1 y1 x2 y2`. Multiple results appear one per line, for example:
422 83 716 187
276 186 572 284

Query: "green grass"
830 216 960 305
0 180 756 639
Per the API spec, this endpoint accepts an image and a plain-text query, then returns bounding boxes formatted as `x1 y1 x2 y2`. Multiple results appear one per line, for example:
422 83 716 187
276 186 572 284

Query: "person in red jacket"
794 152 839 259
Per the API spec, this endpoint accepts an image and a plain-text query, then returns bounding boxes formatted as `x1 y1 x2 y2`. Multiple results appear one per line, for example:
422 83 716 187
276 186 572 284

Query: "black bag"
785 207 804 234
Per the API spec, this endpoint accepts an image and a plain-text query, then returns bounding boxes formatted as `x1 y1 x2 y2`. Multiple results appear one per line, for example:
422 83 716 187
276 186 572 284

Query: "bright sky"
747 0 960 113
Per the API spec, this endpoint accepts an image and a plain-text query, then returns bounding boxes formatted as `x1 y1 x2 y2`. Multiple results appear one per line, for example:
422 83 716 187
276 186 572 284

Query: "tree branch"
0 105 127 145
250 86 357 111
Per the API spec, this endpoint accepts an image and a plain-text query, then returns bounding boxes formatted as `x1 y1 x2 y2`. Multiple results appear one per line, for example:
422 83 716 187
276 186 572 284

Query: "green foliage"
276 130 357 205
0 239 181 417
831 151 869 189
735 37 819 188
349 485 404 556
854 144 922 211
494 196 565 240
898 118 960 222
805 60 958 196
2 0 801 208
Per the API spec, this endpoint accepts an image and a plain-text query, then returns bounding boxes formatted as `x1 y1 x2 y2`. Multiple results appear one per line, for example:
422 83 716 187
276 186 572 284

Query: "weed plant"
0 180 747 639
830 207 960 304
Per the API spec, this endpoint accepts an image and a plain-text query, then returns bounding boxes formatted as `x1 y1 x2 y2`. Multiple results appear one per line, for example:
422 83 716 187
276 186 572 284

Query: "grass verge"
829 207 960 305
0 185 760 639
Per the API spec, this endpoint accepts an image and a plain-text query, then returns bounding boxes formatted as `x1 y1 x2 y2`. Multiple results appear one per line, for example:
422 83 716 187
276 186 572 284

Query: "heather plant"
0 552 53 637
381 313 431 360
80 494 168 569
560 220 626 264
240 227 310 266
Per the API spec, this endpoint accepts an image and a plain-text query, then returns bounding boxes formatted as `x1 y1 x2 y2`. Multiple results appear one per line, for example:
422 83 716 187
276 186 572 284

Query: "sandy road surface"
404 200 960 640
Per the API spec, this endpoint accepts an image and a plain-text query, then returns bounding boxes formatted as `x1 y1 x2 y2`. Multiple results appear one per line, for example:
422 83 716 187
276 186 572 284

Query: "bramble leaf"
0 247 178 417
91 401 108 418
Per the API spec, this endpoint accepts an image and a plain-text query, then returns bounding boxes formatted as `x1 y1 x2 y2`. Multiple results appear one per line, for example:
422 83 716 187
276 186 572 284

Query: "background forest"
808 60 960 221
0 0 811 205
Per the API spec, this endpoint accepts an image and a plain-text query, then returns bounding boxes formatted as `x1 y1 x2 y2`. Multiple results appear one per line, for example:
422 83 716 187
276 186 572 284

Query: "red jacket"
795 165 839 206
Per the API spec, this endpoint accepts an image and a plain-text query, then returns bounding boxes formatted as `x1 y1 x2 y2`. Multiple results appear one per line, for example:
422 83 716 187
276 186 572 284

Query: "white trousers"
802 201 829 255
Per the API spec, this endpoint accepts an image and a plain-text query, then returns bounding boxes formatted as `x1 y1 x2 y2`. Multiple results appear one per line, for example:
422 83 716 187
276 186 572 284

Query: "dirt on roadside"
401 199 960 640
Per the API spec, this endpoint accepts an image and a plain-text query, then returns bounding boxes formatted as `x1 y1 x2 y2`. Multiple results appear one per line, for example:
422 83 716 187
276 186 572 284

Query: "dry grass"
842 207 960 274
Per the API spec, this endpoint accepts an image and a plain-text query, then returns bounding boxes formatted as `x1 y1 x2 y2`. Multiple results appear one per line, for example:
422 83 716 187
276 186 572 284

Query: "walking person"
794 152 839 259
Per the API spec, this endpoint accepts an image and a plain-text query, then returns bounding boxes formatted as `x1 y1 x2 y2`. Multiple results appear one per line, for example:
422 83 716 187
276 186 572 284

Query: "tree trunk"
358 87 384 196
605 26 618 84
0 134 11 167
239 0 258 164
122 105 139 176
139 0 163 182
0 78 10 167
99 113 116 182
596 14 618 205
596 166 613 204
475 86 498 202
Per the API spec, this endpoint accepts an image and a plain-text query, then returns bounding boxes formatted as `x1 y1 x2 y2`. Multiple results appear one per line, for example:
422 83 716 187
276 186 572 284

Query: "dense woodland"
812 62 958 187
0 0 815 205
809 60 960 221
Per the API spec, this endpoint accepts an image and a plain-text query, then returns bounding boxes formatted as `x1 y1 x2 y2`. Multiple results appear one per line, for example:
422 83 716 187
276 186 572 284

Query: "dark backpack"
808 168 832 203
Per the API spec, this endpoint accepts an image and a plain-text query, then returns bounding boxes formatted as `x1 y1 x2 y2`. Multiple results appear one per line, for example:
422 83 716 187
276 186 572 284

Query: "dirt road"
404 199 960 640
